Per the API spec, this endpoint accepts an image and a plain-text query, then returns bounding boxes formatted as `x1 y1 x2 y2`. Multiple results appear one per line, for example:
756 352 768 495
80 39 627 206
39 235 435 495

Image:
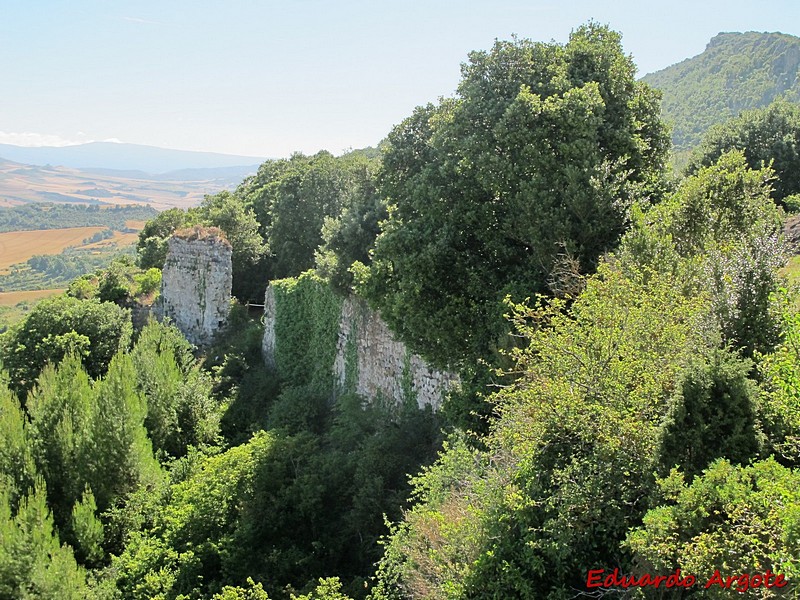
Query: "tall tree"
88 353 161 515
239 150 382 283
0 380 36 511
136 208 191 270
0 296 132 398
315 155 386 293
0 481 90 600
359 23 670 368
26 355 95 531
622 150 785 358
131 321 219 458
199 191 268 302
686 99 800 205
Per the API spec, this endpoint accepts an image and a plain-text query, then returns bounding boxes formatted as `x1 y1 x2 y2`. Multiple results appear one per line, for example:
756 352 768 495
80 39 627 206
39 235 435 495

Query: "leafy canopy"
686 99 800 205
359 23 670 368
0 295 132 397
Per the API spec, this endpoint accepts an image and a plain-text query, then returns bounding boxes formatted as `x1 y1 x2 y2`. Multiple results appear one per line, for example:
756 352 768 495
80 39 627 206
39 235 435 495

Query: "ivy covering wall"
271 271 343 395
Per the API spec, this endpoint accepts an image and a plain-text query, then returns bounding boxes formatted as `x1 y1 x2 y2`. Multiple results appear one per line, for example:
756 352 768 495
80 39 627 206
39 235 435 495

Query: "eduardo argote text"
586 568 788 593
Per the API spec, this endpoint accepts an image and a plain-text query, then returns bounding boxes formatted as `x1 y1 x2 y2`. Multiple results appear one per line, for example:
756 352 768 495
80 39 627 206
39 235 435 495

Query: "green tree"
88 353 161 516
70 486 104 566
360 23 670 368
372 263 709 599
657 349 761 479
619 150 785 358
67 275 98 300
113 432 273 600
293 578 354 600
239 150 382 286
213 578 271 600
626 458 800 596
315 156 386 292
25 352 161 564
25 355 95 532
137 208 191 269
253 152 346 279
0 295 132 397
133 267 162 298
686 99 800 205
0 480 91 600
198 191 268 301
0 380 36 511
758 308 800 467
131 321 219 458
97 257 137 304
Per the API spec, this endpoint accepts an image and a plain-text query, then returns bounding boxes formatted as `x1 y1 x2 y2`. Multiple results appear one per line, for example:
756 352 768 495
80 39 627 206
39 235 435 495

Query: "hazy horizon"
3 0 798 158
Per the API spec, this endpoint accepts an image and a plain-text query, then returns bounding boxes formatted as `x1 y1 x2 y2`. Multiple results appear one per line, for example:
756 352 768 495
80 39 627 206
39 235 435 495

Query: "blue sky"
1 0 798 158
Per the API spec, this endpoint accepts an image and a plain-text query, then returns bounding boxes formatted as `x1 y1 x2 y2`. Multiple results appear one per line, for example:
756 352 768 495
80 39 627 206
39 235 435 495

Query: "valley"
0 158 247 210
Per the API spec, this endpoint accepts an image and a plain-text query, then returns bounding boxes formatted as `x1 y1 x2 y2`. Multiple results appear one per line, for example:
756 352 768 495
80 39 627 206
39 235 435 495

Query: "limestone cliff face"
159 228 232 346
262 284 458 410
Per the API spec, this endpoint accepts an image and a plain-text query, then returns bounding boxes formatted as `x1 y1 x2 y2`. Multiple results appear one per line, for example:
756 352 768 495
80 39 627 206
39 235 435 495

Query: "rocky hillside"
643 31 800 150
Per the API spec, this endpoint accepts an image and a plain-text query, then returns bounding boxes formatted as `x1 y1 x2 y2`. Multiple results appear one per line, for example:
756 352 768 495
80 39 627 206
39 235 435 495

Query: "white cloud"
0 131 94 147
123 16 162 25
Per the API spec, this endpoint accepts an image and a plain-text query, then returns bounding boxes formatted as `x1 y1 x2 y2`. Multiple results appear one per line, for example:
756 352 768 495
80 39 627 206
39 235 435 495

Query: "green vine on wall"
271 270 343 396
343 318 359 395
401 350 418 408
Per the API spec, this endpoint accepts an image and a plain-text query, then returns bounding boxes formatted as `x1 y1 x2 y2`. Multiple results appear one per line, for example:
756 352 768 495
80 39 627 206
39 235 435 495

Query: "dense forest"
3 22 800 599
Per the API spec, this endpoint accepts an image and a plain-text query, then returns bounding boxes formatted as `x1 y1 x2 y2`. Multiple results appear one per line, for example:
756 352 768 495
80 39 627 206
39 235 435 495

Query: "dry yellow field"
0 226 106 271
0 161 231 210
82 230 140 251
0 288 65 306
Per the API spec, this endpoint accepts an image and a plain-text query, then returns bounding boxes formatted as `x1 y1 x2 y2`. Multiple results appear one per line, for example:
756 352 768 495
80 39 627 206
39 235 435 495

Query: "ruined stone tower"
159 226 232 346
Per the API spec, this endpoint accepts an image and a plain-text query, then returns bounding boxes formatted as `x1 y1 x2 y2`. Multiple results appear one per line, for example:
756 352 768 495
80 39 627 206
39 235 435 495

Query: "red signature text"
586 568 788 592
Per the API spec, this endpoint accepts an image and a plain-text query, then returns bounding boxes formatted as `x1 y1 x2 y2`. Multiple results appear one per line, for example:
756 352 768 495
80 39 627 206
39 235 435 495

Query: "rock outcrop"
159 227 232 346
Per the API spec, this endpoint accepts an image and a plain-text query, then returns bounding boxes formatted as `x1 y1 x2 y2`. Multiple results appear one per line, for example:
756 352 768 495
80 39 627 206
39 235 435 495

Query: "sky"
1 0 798 159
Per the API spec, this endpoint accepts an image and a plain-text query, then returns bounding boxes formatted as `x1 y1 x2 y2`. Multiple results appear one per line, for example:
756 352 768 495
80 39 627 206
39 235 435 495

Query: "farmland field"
82 229 140 250
0 288 65 306
125 219 148 230
0 226 107 272
0 218 145 293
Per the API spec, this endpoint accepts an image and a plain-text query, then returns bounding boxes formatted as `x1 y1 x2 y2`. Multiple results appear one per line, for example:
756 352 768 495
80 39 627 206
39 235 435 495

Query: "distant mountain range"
643 31 800 150
0 142 266 177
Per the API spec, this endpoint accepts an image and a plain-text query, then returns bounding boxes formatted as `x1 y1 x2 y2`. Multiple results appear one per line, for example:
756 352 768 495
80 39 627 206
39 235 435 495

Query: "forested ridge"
642 31 800 151
3 22 800 599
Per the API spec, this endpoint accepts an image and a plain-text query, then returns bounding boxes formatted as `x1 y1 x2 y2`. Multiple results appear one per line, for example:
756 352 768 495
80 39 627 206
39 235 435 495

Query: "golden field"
82 230 140 251
0 161 230 210
0 226 107 272
0 288 65 306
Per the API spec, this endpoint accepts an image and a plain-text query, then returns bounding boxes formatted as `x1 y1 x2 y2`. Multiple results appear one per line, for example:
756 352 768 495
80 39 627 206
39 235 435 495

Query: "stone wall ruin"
159 227 232 346
332 295 459 410
262 284 458 410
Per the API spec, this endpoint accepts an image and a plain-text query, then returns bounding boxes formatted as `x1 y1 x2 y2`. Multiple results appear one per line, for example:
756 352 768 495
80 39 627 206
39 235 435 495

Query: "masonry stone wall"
262 283 277 369
159 230 232 346
262 285 458 410
332 296 458 410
